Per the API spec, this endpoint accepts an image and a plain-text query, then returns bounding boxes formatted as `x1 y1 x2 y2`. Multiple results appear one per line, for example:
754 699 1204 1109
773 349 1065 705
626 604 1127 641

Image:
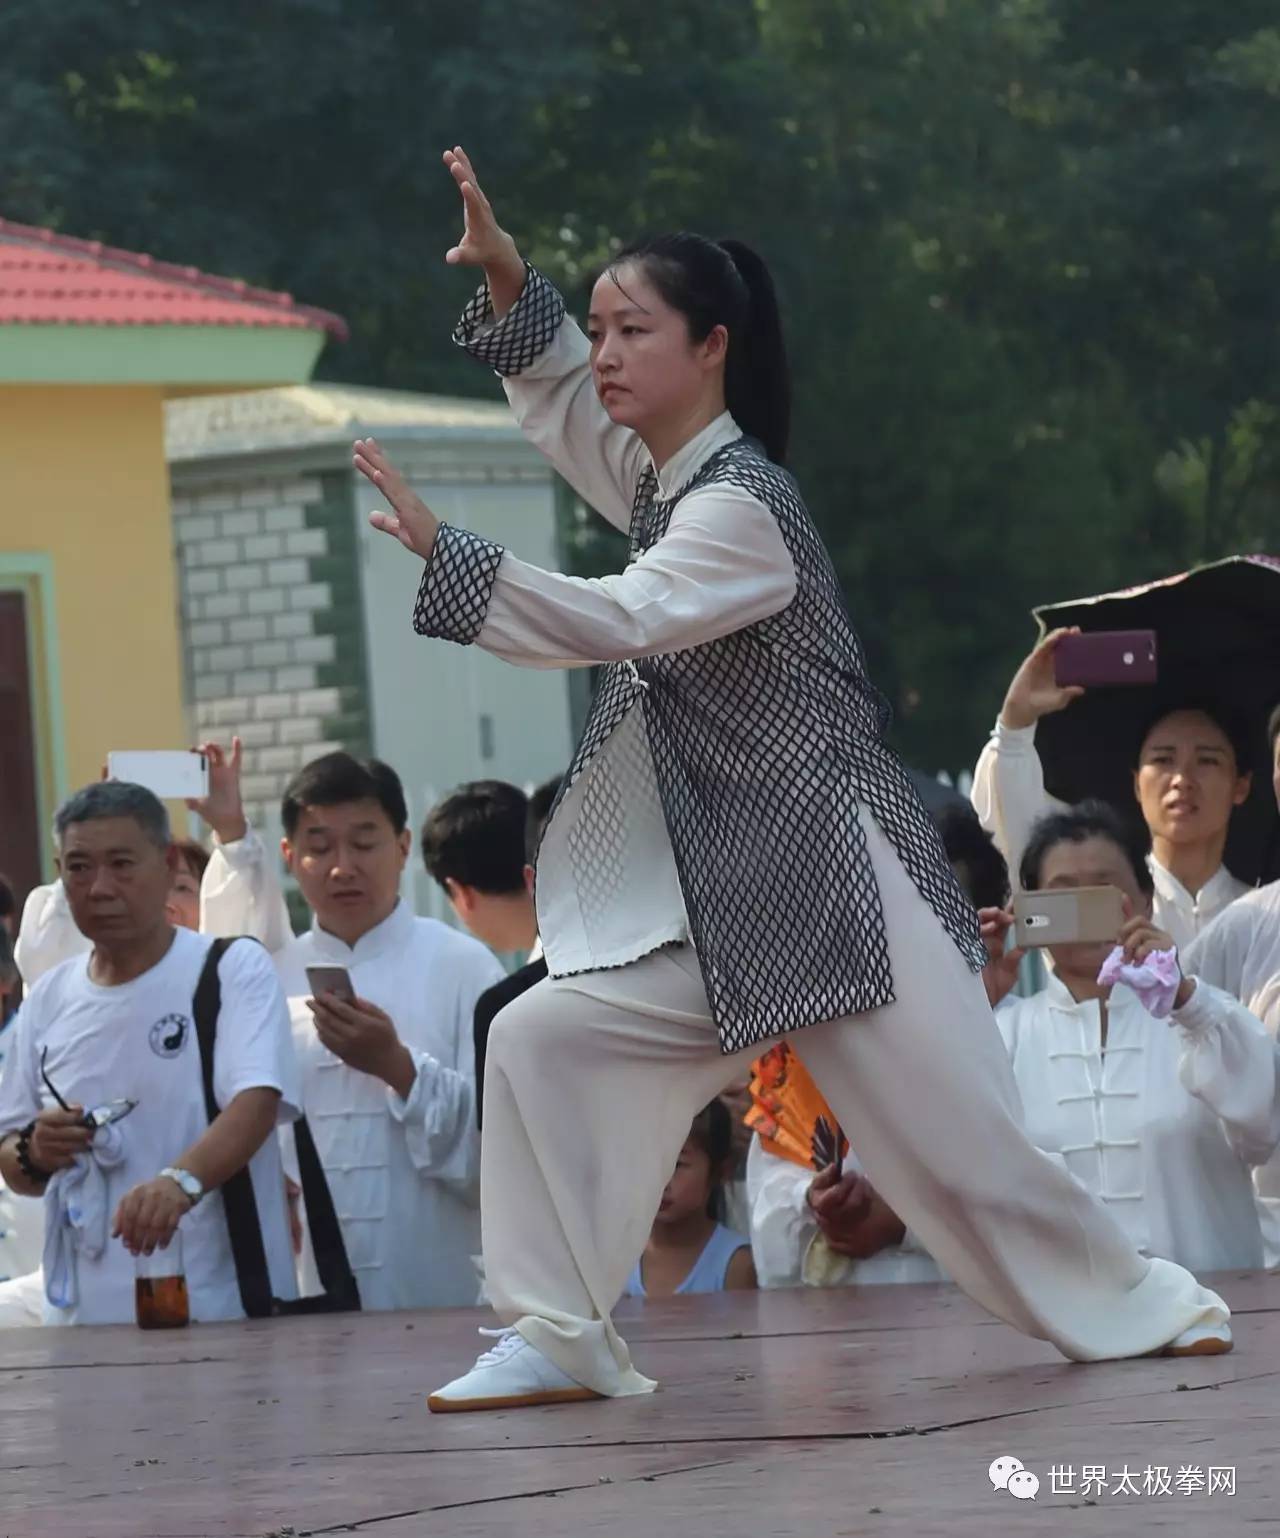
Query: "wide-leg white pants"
480 811 1229 1395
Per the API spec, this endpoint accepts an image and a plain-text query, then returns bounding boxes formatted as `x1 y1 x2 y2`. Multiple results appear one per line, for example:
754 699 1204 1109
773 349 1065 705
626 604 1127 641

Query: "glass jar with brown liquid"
135 1231 190 1329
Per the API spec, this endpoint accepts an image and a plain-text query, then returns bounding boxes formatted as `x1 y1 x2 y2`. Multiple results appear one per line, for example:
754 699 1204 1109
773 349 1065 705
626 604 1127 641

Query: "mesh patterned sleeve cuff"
451 263 567 376
412 525 506 645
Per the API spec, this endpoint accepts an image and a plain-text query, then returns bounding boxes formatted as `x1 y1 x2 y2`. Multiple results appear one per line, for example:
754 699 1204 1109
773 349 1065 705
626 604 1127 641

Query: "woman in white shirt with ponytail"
354 145 1236 1413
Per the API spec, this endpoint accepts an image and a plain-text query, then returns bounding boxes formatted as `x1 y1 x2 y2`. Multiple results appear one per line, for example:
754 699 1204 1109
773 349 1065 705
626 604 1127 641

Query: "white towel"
42 1124 126 1311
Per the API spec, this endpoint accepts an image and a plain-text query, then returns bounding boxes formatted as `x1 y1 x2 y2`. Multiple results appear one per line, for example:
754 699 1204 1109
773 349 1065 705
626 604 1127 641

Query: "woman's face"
1134 710 1250 846
165 858 202 931
586 262 727 447
655 1137 714 1227
1039 834 1150 984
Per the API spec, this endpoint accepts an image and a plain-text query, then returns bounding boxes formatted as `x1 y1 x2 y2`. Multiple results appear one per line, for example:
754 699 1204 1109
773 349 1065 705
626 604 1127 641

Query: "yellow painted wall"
0 386 188 797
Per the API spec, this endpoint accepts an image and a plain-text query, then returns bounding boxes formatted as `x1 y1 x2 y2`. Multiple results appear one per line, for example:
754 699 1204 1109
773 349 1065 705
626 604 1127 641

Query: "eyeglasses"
41 1046 138 1130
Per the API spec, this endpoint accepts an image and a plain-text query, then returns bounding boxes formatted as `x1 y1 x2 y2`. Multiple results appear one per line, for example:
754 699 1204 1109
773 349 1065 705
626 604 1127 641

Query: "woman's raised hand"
999 627 1085 731
442 146 525 315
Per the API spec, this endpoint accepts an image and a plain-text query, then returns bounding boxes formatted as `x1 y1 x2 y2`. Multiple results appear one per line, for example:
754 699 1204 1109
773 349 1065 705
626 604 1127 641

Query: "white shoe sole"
427 1384 602 1414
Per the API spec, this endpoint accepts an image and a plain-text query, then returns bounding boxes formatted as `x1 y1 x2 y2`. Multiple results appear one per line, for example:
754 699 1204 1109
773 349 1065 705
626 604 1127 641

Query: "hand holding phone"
1000 628 1087 730
1012 887 1125 948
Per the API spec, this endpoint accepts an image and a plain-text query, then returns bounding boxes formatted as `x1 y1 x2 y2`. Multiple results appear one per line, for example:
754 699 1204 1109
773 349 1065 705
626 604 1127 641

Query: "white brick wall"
289 583 330 612
179 514 219 543
284 528 326 558
267 558 309 587
291 634 336 665
195 491 237 514
297 687 342 715
240 772 281 803
273 665 318 693
220 509 261 539
190 538 239 567
203 593 243 620
264 506 306 533
278 716 324 745
193 674 231 701
246 588 288 616
244 534 284 562
252 693 297 721
232 669 273 695
271 613 313 640
173 468 350 823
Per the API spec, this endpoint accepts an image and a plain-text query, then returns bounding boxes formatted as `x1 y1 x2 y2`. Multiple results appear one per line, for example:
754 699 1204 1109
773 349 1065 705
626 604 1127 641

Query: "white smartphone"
107 750 209 801
305 965 356 1003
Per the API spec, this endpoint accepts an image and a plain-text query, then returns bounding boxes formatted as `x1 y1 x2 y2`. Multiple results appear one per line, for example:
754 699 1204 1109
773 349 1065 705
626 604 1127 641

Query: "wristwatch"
159 1167 205 1206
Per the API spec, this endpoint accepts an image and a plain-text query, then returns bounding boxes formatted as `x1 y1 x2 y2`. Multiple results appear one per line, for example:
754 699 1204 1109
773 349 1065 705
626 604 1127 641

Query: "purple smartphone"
1054 630 1157 689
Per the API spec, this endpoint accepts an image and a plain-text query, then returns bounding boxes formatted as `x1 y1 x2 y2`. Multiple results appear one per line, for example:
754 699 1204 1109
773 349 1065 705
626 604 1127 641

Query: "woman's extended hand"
354 438 441 561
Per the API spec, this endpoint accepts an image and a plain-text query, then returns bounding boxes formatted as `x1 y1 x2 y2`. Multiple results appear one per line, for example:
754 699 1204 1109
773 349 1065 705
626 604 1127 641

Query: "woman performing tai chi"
356 146 1231 1412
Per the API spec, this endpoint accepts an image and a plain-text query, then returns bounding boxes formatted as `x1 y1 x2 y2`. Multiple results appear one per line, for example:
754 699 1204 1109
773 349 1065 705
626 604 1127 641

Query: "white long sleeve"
970 719 1063 887
199 827 294 954
14 881 89 986
476 484 797 669
1174 979 1280 1168
745 1136 816 1288
387 1042 479 1201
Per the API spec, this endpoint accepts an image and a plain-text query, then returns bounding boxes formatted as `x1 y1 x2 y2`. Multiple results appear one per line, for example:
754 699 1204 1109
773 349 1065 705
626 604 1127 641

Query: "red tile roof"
0 217 348 339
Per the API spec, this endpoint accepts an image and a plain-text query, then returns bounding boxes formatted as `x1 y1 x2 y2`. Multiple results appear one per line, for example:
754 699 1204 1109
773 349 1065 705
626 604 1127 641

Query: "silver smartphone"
305 965 356 1003
107 750 209 800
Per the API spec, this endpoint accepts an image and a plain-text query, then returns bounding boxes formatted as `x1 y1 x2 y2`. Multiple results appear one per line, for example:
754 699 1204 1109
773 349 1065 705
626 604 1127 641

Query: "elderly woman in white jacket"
987 799 1279 1278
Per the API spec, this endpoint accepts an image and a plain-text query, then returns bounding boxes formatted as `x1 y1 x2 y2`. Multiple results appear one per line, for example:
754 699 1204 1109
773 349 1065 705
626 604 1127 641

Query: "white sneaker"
427 1328 603 1414
1162 1318 1233 1358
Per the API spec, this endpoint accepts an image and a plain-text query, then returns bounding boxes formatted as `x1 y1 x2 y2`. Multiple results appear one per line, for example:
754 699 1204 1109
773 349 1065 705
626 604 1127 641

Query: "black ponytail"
609 232 791 464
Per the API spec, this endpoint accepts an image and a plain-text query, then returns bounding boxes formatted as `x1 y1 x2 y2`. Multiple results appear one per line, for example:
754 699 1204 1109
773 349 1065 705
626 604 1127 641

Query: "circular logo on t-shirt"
149 1014 190 1059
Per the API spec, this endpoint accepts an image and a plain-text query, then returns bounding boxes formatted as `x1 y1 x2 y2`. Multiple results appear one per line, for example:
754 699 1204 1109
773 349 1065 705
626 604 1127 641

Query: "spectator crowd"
1 620 1278 1331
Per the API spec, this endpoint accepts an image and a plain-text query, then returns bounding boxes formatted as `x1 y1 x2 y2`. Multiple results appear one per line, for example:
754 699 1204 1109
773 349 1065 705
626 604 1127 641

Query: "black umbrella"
1034 556 1280 886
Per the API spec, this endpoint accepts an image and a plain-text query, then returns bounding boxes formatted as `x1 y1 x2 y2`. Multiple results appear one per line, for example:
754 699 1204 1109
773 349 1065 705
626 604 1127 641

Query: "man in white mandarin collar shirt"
205 751 504 1310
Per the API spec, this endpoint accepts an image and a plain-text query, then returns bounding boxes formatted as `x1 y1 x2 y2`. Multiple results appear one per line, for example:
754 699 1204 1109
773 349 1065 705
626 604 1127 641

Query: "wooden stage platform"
3 1272 1276 1537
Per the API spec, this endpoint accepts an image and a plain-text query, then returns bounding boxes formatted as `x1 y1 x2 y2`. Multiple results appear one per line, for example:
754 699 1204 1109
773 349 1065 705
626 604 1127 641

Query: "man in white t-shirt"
0 782 298 1325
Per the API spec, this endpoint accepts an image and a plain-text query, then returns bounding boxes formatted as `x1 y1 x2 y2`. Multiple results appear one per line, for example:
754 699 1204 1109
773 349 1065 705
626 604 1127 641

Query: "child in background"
626 1100 756 1298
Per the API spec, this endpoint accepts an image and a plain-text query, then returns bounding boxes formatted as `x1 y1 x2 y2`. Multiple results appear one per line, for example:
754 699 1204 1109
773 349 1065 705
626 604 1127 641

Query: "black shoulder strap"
193 938 274 1319
193 938 360 1316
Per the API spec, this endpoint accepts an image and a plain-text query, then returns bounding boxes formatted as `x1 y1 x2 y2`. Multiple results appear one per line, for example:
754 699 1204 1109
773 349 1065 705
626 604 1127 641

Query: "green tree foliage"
3 1 1277 768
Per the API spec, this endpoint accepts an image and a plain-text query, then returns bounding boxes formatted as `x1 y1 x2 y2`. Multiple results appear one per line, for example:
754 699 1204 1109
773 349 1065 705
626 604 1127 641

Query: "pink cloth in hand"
1097 945 1181 1019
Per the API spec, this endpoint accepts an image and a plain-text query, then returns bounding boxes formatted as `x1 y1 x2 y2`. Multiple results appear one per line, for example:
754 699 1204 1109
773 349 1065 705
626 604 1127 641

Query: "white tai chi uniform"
972 718 1250 951
207 846 504 1310
996 975 1278 1274
1187 882 1280 1266
419 271 1229 1397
